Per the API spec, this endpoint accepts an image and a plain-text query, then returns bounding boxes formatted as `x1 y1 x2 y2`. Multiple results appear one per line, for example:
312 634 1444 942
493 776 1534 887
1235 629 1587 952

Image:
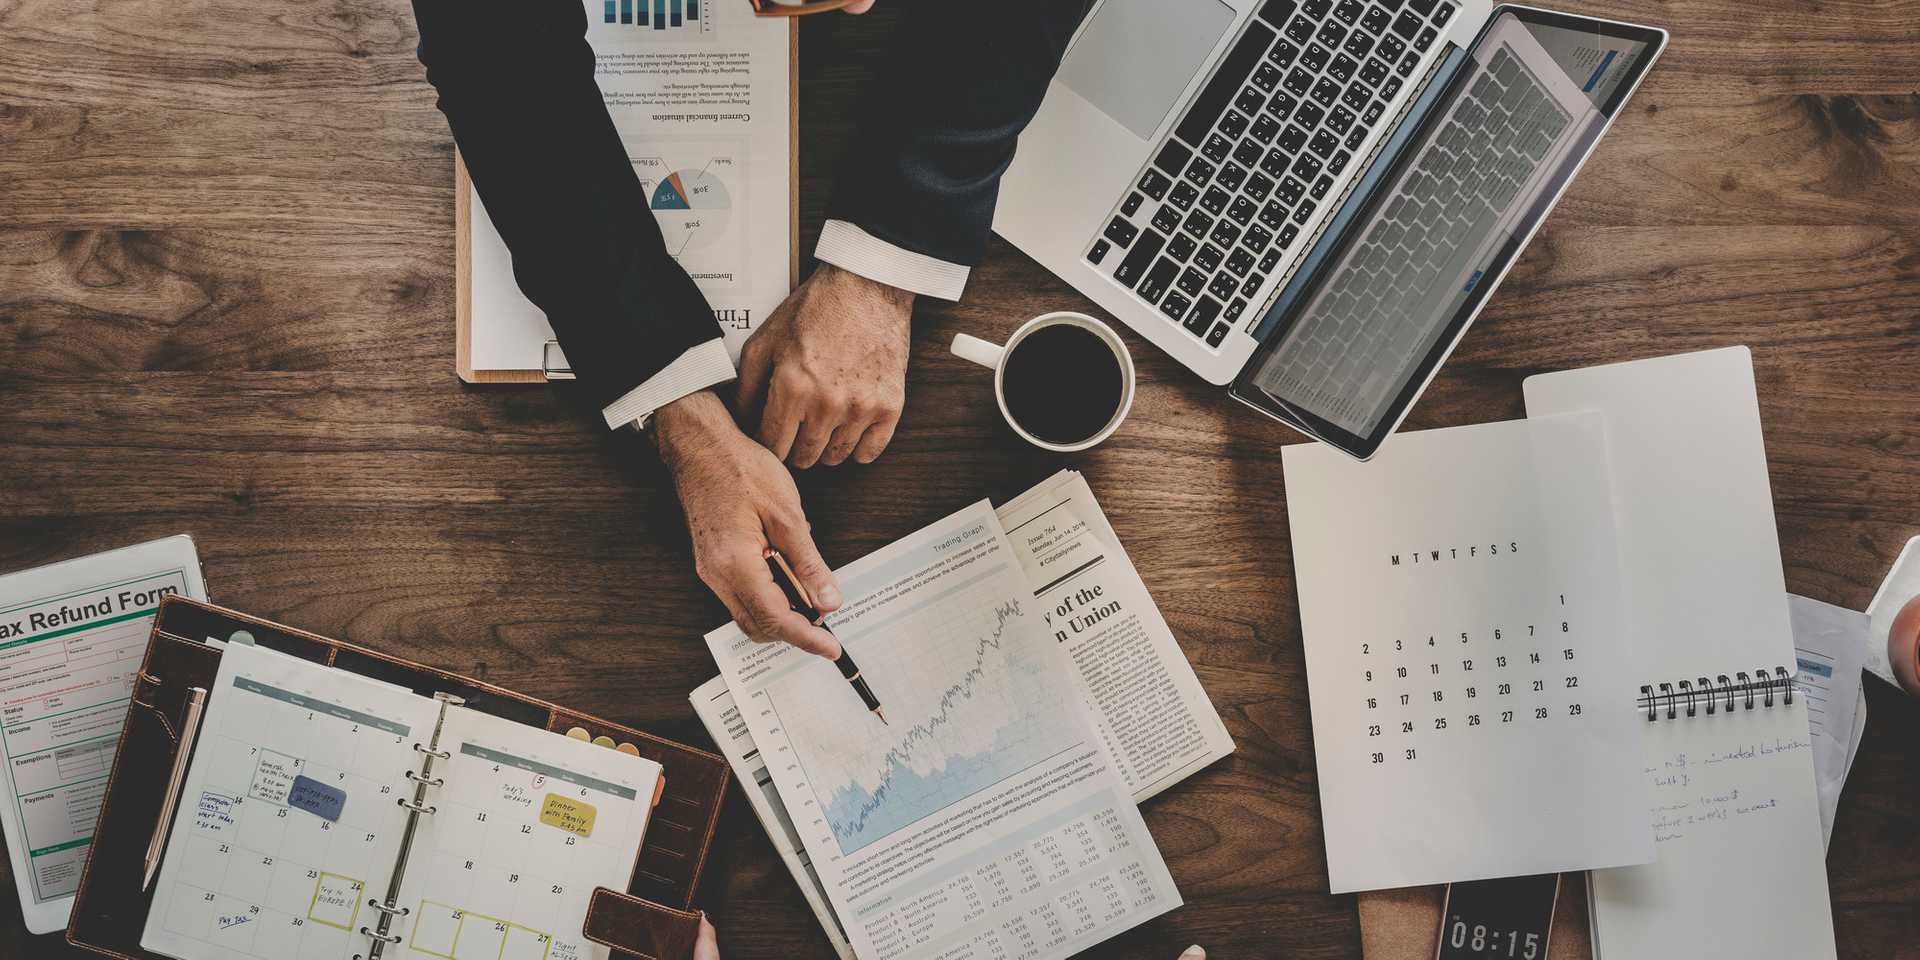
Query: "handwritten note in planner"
142 643 435 960
1281 413 1652 892
1588 702 1836 959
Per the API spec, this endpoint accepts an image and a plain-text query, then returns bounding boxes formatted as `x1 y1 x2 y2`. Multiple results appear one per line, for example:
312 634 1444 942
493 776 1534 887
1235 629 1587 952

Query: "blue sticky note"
288 774 347 822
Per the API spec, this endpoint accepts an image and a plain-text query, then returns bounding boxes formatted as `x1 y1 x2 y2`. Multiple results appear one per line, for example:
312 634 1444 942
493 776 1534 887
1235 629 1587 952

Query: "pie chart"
650 169 732 253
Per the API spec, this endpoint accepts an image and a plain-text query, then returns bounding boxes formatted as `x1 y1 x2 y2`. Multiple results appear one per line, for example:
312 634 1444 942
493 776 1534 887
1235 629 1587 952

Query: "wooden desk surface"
2 2 1916 957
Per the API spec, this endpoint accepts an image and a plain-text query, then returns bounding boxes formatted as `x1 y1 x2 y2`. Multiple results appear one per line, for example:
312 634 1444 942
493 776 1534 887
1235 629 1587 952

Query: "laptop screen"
1232 8 1661 457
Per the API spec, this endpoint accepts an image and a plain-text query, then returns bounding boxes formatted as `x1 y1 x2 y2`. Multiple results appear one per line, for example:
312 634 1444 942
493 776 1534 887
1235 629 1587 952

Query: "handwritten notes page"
386 708 662 960
1589 703 1837 959
1282 414 1651 892
143 643 434 960
706 500 1179 960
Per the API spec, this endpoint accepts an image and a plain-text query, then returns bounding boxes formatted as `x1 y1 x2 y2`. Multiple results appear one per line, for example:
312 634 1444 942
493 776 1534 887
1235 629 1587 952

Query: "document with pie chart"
706 500 1180 960
460 0 793 378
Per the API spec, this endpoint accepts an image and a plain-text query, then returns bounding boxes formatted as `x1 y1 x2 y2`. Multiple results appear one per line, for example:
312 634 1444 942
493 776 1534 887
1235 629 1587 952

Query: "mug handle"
951 334 1005 370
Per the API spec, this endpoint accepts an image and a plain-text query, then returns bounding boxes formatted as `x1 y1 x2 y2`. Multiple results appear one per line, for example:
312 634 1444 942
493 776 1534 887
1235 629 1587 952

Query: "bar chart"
603 0 704 31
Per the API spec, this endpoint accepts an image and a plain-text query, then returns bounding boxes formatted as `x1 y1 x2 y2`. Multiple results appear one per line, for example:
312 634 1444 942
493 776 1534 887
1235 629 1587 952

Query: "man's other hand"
654 390 843 658
736 263 913 469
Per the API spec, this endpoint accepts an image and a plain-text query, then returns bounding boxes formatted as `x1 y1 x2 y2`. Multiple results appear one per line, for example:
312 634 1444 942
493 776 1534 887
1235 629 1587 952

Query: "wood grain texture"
2 2 1917 958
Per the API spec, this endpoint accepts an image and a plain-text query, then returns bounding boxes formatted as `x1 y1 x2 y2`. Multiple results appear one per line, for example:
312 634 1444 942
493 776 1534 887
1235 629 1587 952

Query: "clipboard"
455 18 801 383
66 598 730 960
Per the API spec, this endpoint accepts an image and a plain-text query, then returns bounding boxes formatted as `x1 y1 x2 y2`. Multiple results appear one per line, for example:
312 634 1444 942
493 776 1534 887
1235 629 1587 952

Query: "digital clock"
1434 874 1560 960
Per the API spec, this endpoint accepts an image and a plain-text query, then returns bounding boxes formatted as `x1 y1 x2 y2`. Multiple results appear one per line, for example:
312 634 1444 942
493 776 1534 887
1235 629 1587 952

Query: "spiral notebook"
1526 347 1837 959
139 641 664 960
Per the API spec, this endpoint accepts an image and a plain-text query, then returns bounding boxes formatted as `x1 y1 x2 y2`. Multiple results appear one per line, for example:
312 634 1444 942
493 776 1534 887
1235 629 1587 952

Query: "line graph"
772 595 1081 855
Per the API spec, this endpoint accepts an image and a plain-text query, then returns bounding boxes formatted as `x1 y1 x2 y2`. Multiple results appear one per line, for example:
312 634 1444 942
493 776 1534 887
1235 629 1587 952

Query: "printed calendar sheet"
1282 413 1653 892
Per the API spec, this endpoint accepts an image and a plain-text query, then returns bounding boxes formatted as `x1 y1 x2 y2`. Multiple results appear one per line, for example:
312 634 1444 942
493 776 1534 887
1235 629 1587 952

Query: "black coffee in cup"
1001 324 1125 446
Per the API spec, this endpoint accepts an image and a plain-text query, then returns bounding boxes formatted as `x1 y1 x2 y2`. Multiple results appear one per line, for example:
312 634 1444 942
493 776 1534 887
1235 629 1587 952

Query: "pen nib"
876 709 888 726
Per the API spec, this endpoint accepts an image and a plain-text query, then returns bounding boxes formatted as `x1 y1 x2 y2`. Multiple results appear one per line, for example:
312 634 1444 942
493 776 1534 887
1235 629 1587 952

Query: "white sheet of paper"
1865 535 1920 688
1588 703 1837 960
1523 346 1795 679
469 0 791 373
1787 594 1869 843
1282 413 1651 893
706 500 1179 960
0 536 206 934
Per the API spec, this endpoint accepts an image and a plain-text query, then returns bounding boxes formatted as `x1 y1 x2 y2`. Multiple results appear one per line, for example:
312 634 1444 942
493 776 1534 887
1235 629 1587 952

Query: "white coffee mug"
950 311 1136 453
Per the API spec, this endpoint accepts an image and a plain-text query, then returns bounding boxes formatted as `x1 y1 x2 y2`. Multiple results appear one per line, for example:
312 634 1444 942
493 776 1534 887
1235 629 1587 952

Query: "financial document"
1788 593 1870 843
0 537 205 933
468 0 791 373
706 501 1180 960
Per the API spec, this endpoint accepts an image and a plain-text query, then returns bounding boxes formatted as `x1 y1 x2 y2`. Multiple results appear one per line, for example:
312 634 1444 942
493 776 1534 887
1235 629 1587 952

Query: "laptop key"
1268 89 1299 121
1391 10 1421 38
1139 256 1180 302
1241 271 1266 297
1182 209 1214 238
1259 248 1283 272
1378 34 1406 61
1194 243 1225 272
1284 15 1316 44
1154 140 1193 178
1139 169 1172 200
1294 100 1326 129
1121 192 1145 216
1241 223 1274 251
1260 199 1289 229
1111 230 1165 289
1207 321 1232 347
1220 110 1250 140
1284 66 1315 96
1203 132 1234 163
1268 39 1300 69
1202 186 1231 215
1276 124 1309 153
1344 30 1375 60
1167 233 1198 262
1210 220 1243 249
1245 172 1275 201
1087 239 1110 265
1184 157 1216 186
1397 50 1420 77
1310 173 1334 200
1361 5 1391 34
1329 149 1352 176
1432 1 1455 26
1363 98 1387 125
1160 290 1192 323
1250 114 1282 144
1329 52 1359 83
1225 247 1257 275
1224 297 1248 323
1310 129 1340 158
1292 152 1323 181
1168 181 1200 210
1177 266 1208 297
1406 0 1435 14
1291 199 1318 224
1185 294 1222 335
1257 0 1297 25
1279 223 1300 247
1311 77 1343 107
1217 162 1248 191
1382 75 1404 99
1261 147 1292 178
1233 139 1266 168
1228 196 1259 225
1302 43 1332 74
1210 272 1241 300
1152 206 1182 234
1335 0 1365 23
1275 175 1306 205
1415 26 1437 52
1104 216 1139 248
1252 62 1283 93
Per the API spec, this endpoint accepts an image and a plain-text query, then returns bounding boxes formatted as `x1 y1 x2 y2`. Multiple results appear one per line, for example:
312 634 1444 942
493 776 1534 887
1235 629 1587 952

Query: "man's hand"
736 263 913 469
654 390 843 658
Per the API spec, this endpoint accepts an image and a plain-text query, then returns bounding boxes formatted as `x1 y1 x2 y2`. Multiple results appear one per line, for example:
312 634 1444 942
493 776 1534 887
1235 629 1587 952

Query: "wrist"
819 262 915 314
651 389 737 466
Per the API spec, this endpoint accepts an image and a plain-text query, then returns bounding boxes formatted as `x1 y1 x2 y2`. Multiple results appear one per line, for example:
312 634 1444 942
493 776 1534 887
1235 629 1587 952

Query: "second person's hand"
736 263 913 469
654 389 843 658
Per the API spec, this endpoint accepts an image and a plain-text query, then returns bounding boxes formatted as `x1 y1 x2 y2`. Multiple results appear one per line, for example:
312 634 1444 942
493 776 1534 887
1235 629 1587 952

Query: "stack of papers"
692 472 1231 960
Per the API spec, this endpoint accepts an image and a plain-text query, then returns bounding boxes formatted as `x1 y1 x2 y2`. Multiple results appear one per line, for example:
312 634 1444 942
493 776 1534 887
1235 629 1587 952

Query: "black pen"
763 548 887 725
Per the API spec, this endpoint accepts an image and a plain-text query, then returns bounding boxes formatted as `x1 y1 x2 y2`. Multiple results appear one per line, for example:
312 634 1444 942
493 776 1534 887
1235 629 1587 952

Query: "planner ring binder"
358 692 463 960
1639 667 1793 721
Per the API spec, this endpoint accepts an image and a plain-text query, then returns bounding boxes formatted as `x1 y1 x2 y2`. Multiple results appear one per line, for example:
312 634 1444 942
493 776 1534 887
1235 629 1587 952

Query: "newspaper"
689 472 1230 956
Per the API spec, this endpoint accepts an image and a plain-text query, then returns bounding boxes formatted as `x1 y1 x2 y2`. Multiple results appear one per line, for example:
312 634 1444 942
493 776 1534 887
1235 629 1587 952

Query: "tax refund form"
0 536 206 933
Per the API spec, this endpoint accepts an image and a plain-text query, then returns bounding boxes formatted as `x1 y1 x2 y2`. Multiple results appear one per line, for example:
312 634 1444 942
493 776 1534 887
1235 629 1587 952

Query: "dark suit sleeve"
413 0 721 412
825 0 1096 268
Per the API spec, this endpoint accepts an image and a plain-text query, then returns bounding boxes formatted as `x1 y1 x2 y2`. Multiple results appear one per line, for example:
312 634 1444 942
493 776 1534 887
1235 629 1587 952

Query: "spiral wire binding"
1639 667 1794 722
357 693 463 960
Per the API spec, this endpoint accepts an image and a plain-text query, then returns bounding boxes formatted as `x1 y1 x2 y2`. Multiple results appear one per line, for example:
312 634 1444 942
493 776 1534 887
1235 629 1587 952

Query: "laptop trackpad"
1057 0 1236 141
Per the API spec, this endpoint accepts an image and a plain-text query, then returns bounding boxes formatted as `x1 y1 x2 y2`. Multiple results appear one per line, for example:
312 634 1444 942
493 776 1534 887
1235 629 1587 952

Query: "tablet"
0 536 206 934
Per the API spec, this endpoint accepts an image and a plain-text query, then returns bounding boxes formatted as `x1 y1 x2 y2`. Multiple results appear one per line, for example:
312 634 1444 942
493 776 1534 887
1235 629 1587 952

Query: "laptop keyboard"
1086 0 1457 350
1253 44 1573 435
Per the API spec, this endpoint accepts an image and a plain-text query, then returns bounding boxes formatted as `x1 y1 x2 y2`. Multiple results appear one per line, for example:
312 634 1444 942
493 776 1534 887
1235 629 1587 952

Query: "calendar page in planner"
142 643 438 960
385 708 662 960
1282 413 1653 893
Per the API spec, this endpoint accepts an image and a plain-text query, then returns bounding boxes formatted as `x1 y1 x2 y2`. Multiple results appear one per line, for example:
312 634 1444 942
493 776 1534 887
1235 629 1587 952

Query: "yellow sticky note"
540 793 597 837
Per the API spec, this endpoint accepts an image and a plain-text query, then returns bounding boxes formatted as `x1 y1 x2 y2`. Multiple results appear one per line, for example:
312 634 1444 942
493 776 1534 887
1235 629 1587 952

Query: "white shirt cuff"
599 338 737 430
815 219 970 302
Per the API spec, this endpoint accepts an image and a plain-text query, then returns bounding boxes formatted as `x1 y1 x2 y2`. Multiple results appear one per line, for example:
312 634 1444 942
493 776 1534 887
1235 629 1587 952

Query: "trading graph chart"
771 593 1080 856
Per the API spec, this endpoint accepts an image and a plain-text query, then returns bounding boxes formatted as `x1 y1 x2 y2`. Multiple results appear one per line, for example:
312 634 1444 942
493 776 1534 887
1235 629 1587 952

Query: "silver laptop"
995 1 1665 459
